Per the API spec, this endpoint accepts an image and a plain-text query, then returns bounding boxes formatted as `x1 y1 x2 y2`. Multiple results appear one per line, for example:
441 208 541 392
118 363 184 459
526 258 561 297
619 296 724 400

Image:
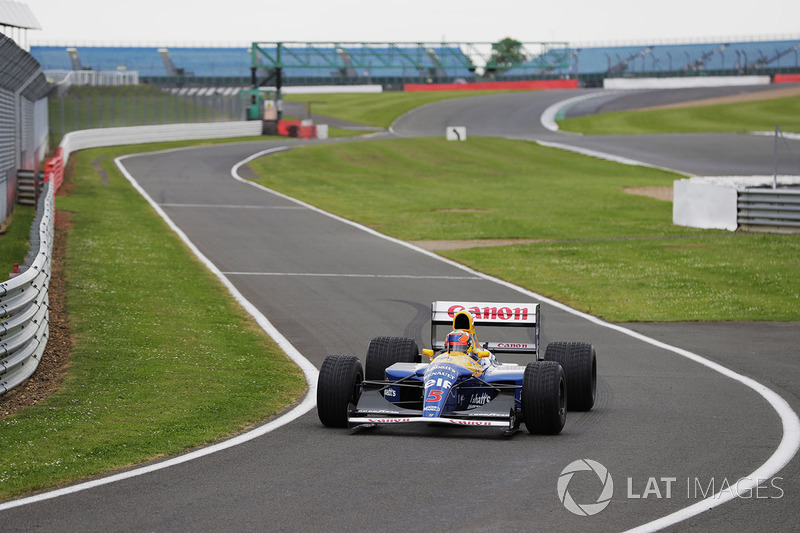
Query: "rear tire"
364 336 419 381
544 342 596 411
317 354 363 428
522 361 567 435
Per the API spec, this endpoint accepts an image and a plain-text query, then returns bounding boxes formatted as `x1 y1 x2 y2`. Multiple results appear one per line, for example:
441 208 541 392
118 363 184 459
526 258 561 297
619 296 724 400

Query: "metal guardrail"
0 182 53 394
738 188 800 232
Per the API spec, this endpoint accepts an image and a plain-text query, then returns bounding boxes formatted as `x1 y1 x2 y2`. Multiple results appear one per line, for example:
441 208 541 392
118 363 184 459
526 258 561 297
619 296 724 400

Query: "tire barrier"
0 181 53 394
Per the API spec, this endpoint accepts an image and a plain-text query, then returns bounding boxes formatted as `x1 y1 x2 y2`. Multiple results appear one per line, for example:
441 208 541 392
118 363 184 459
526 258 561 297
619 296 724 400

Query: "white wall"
61 121 262 163
673 178 738 231
604 76 770 89
281 85 383 94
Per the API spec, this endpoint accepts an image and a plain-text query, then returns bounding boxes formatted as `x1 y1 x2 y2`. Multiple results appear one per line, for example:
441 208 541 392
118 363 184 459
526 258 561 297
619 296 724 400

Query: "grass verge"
0 139 306 500
0 205 35 277
557 94 800 135
248 137 800 322
443 235 800 322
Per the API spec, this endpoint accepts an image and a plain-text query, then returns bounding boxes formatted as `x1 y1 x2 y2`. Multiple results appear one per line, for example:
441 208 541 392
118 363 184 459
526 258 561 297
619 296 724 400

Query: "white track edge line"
233 145 800 533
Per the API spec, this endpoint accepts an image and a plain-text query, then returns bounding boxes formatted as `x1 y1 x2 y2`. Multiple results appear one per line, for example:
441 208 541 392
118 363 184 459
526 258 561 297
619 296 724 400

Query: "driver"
442 329 483 375
444 330 476 356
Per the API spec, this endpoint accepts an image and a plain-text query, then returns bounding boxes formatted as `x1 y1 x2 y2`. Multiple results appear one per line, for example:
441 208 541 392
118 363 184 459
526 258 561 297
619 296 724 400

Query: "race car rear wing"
430 301 540 355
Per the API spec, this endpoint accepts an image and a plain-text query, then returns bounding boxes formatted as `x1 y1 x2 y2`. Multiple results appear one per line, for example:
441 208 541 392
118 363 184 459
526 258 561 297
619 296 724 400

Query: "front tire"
364 336 419 381
544 342 596 411
317 354 363 428
522 361 567 435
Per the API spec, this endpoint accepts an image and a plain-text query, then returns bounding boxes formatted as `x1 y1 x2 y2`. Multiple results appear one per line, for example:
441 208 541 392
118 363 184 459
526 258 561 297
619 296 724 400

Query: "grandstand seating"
29 45 72 70
30 46 249 77
504 39 800 78
167 47 250 77
30 39 800 84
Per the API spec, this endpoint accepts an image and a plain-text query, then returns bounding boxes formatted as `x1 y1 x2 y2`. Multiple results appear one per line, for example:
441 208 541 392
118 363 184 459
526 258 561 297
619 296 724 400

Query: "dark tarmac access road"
2 88 798 532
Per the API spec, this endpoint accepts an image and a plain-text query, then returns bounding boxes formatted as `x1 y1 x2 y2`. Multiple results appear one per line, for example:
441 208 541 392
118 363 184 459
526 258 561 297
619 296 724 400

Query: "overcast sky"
25 0 800 46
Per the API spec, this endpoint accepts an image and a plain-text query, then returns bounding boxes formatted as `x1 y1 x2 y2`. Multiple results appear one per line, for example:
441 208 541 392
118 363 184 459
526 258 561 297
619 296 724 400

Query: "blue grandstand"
168 48 250 77
503 39 800 78
28 45 72 70
30 38 800 86
30 46 251 78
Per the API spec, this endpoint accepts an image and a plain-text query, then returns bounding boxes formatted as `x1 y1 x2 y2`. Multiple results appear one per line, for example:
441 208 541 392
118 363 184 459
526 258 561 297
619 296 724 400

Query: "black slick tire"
364 336 419 381
522 360 567 435
544 341 596 411
317 354 363 428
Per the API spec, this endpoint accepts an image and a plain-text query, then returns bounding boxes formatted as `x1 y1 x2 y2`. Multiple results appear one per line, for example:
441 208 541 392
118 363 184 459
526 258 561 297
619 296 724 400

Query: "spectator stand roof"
0 0 39 29
0 0 40 49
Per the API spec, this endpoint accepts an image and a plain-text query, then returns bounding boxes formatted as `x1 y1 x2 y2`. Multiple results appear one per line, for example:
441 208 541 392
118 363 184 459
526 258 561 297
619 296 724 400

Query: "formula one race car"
317 301 596 435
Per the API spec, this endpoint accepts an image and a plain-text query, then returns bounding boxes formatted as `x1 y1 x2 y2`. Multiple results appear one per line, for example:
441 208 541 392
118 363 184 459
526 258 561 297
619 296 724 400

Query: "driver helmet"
445 330 474 354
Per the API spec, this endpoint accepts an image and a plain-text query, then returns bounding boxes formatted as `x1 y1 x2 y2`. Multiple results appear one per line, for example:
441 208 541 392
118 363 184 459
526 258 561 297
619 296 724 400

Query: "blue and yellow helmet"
445 330 474 353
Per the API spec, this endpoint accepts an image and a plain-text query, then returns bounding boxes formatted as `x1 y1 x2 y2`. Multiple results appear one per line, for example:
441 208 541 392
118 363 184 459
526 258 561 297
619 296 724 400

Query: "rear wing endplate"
431 301 540 355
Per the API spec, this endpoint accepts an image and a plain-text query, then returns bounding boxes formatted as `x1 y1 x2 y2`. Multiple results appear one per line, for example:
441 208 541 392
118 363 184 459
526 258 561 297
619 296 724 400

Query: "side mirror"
422 349 434 360
476 350 491 359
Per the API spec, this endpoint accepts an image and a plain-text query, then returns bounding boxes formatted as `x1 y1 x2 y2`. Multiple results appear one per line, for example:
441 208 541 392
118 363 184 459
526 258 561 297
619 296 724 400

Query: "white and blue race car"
317 301 596 435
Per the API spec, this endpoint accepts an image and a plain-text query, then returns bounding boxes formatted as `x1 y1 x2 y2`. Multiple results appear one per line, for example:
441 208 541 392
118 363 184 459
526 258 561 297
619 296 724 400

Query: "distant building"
0 0 41 50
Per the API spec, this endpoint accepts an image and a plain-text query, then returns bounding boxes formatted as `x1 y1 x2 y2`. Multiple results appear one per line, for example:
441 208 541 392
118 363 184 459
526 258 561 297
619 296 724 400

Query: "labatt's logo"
447 304 534 322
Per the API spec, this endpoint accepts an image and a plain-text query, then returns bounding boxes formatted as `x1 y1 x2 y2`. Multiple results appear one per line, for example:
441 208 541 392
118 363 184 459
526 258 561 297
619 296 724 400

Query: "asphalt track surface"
3 88 799 532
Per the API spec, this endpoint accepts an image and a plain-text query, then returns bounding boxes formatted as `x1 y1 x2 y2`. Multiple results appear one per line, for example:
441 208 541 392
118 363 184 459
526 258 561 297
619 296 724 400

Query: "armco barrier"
738 188 800 232
0 182 53 394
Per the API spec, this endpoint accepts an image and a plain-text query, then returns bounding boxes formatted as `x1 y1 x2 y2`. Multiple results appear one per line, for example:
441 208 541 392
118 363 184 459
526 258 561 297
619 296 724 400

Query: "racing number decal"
427 390 444 402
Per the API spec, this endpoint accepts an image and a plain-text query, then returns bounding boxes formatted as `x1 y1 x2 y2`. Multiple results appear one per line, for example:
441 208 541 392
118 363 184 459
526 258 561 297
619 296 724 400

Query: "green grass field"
0 205 34 277
248 137 800 322
557 94 800 134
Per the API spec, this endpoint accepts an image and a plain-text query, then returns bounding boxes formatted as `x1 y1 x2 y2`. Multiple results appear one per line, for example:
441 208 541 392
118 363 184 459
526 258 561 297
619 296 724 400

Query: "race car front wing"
348 389 519 431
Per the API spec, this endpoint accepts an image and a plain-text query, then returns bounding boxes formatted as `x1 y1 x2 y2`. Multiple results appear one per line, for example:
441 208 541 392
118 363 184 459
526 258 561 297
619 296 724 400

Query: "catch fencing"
50 87 249 146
